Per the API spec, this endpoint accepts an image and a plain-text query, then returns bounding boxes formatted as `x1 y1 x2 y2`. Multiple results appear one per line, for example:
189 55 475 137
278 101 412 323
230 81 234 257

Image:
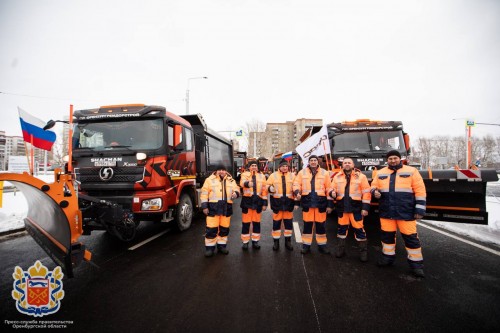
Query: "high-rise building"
247 118 323 159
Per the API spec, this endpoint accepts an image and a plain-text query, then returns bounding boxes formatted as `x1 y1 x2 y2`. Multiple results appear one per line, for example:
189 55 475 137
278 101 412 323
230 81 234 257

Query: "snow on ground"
1 175 500 246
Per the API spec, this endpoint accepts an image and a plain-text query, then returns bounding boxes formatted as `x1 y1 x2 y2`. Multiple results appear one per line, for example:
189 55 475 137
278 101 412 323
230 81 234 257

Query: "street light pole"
186 76 207 114
452 118 472 168
453 118 500 168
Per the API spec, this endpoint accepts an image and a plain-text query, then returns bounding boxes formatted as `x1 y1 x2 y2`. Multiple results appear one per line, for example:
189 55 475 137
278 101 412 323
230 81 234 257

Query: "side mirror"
43 119 56 130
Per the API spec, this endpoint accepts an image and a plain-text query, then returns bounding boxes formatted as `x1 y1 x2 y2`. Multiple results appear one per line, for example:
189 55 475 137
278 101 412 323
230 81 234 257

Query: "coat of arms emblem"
12 261 65 317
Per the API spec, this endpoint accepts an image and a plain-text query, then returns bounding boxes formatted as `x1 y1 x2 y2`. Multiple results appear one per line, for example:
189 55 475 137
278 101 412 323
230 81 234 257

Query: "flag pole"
322 141 331 171
67 104 74 173
23 140 30 174
30 134 34 175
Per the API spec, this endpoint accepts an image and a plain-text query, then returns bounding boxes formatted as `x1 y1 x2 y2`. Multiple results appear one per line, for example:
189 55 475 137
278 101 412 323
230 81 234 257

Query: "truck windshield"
333 130 404 153
74 119 163 150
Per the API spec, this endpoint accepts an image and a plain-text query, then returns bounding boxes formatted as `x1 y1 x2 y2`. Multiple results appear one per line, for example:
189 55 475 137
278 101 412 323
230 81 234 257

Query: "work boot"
242 242 249 250
284 237 293 251
204 247 215 258
273 239 279 251
252 241 261 249
301 245 311 254
335 238 346 258
412 268 425 278
359 241 368 262
217 245 229 255
377 255 394 267
318 245 331 254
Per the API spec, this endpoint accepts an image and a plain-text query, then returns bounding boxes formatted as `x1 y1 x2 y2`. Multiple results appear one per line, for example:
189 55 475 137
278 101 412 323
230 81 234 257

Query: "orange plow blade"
0 171 91 278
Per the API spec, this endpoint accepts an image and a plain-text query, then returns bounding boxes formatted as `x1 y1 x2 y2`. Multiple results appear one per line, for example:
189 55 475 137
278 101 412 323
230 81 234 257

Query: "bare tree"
476 135 496 167
245 119 266 158
415 137 433 169
245 118 266 133
450 136 466 168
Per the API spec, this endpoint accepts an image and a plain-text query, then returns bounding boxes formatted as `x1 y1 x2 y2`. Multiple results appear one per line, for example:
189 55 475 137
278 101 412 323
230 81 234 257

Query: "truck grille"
76 167 144 183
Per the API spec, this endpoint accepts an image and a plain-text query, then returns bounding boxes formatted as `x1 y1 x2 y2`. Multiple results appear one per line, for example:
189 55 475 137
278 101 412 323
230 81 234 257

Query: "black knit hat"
386 150 401 159
215 164 227 171
279 159 289 167
308 155 319 161
247 160 258 168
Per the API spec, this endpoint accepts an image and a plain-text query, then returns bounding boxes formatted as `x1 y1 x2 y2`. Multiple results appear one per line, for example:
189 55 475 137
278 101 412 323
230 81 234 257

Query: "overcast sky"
1 0 499 145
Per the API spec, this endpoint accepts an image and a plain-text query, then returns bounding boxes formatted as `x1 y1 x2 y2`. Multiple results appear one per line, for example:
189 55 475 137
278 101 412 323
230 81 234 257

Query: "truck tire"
176 193 193 231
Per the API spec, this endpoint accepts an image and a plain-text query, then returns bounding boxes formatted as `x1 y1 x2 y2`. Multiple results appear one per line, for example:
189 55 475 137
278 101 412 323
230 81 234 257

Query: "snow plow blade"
0 171 91 278
366 168 498 225
418 168 498 225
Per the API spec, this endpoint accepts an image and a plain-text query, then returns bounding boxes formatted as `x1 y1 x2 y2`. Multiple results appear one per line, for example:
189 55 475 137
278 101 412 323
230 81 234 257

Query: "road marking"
293 221 303 243
128 230 169 250
418 222 500 256
301 253 322 333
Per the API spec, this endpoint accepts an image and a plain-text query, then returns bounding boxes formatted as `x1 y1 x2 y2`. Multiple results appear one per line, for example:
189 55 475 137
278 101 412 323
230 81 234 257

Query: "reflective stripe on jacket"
371 164 426 220
240 171 268 212
332 169 371 213
292 167 333 212
200 173 239 217
266 170 295 212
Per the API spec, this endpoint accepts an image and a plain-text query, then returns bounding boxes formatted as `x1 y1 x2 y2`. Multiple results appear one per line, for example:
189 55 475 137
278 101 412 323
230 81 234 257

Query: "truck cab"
326 119 410 170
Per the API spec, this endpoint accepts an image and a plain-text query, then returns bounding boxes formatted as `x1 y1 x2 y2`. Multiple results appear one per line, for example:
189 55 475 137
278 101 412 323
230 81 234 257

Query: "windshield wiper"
104 145 132 150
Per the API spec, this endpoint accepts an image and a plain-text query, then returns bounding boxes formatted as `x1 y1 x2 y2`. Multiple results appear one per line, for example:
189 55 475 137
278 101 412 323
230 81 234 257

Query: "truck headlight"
136 152 147 161
141 198 162 211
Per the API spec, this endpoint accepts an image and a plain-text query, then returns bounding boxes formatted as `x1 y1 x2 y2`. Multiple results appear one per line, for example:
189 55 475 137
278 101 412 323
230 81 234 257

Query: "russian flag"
18 107 56 151
282 151 293 161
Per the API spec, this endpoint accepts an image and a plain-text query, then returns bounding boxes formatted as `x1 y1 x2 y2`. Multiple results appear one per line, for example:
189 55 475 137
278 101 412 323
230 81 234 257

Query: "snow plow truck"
306 119 498 225
0 104 234 277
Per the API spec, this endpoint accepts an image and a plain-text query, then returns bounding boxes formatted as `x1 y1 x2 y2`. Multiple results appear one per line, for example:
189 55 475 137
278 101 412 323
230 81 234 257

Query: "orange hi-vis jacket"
371 164 426 220
200 173 240 217
266 170 296 213
293 166 333 212
240 171 268 213
331 169 372 214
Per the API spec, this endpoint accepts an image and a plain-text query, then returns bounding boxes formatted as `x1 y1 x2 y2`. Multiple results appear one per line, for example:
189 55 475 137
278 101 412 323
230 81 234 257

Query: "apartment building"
247 118 323 159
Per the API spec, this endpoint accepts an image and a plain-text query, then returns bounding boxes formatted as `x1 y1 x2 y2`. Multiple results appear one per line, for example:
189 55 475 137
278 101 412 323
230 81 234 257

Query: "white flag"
295 125 331 165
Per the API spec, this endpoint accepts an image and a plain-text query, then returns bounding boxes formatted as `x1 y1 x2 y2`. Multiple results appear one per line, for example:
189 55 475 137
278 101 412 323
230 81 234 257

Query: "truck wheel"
176 193 193 231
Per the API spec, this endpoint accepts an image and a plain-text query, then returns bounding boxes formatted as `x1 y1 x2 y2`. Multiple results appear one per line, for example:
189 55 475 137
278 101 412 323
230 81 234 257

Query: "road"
1 199 499 333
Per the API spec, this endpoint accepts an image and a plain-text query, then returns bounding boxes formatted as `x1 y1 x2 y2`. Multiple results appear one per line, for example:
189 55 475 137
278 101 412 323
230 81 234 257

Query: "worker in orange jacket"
293 155 334 254
371 150 426 278
240 159 268 250
200 165 240 257
330 158 372 262
266 158 296 251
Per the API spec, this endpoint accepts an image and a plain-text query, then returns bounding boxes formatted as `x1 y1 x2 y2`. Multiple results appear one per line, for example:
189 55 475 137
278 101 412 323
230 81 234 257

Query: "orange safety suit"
200 173 240 251
266 170 296 240
240 170 268 244
293 166 333 248
331 169 371 241
371 163 426 269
